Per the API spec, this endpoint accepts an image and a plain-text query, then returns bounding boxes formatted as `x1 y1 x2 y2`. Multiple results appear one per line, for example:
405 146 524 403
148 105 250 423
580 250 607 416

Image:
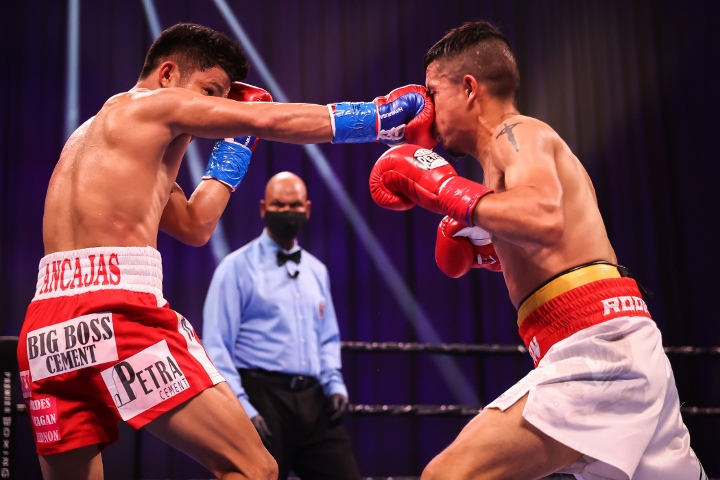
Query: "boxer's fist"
203 83 273 191
373 85 435 148
436 216 502 278
369 144 493 225
329 85 437 149
228 81 273 103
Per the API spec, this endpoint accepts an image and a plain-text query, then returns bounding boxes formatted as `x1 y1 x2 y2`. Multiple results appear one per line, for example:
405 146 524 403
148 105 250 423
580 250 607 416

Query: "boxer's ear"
158 61 180 88
462 75 479 105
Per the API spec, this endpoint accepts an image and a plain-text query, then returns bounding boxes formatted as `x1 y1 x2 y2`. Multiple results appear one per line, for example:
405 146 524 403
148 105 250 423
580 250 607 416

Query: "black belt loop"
239 368 319 391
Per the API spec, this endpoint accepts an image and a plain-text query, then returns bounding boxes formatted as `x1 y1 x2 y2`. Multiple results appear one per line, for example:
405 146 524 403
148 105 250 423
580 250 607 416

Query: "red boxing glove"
369 144 493 225
228 82 273 103
226 82 274 151
436 216 502 278
203 83 274 191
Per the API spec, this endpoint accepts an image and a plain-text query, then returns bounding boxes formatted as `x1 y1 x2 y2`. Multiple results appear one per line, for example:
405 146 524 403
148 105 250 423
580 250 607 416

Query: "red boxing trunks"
517 263 650 366
17 247 224 455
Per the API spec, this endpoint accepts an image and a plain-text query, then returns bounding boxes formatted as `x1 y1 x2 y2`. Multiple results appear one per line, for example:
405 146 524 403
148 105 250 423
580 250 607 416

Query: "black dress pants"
240 370 361 480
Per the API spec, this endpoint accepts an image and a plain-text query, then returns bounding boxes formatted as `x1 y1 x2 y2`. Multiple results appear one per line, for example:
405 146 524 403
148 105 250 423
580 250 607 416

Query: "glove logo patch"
412 149 449 170
379 106 404 119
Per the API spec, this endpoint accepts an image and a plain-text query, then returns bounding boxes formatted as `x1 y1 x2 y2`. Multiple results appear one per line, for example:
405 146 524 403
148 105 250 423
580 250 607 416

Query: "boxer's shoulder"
489 115 559 161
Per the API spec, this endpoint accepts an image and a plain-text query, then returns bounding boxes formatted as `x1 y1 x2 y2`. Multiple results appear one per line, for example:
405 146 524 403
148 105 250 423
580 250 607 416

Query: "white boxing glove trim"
452 225 492 246
327 104 337 138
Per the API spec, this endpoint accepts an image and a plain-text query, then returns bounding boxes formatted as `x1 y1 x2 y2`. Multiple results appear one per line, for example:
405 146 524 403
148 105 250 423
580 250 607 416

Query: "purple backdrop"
1 0 719 477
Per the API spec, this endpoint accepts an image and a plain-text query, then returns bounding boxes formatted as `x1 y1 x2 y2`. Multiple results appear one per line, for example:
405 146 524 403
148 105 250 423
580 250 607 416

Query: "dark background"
1 0 719 478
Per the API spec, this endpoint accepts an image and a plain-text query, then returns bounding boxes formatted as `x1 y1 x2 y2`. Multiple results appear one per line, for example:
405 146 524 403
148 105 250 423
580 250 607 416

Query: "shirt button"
300 338 305 343
302 361 306 366
296 293 300 298
298 315 303 320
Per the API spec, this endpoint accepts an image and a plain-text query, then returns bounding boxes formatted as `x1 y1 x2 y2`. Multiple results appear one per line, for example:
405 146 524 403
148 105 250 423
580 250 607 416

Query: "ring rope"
341 341 720 356
347 404 720 417
341 341 720 417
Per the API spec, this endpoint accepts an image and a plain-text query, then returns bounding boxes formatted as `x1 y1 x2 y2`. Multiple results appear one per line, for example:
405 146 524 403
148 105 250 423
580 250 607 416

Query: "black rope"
342 341 720 356
342 341 528 355
348 404 720 417
18 402 720 416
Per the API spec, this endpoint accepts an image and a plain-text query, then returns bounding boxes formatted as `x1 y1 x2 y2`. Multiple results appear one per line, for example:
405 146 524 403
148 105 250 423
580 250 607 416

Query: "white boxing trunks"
486 265 706 480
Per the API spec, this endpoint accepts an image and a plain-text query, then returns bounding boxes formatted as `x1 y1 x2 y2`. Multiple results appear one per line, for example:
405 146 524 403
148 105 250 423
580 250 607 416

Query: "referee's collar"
260 228 301 255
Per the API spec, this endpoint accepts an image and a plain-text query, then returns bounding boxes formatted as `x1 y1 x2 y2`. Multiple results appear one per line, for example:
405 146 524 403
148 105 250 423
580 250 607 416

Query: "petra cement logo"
102 340 190 421
27 312 118 381
412 149 449 170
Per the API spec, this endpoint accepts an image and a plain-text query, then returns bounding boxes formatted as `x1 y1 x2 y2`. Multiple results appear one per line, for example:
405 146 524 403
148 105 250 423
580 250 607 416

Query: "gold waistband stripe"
517 264 621 326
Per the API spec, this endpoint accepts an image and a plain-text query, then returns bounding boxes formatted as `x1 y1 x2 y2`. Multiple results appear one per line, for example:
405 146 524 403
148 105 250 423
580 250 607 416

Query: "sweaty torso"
43 89 190 254
482 115 616 307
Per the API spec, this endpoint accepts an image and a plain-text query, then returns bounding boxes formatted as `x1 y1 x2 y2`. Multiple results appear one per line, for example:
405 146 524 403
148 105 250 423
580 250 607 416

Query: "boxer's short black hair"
424 20 519 102
139 23 249 82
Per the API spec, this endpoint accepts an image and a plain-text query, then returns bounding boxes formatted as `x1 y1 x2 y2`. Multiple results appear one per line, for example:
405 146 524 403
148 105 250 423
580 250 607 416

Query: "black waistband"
239 368 319 391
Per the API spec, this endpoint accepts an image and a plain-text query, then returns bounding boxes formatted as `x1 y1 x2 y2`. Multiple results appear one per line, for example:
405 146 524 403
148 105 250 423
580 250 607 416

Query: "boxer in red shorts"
18 20 436 480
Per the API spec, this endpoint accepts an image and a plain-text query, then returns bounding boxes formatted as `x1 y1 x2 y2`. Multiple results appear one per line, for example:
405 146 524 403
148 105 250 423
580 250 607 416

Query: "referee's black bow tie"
277 250 302 266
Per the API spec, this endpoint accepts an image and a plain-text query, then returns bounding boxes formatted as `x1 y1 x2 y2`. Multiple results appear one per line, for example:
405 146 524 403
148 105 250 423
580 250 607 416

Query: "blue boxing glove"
203 83 273 191
328 85 437 149
203 138 254 191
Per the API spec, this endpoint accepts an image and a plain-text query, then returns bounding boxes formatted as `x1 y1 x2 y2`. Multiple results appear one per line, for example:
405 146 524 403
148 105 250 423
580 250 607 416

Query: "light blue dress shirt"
202 229 348 419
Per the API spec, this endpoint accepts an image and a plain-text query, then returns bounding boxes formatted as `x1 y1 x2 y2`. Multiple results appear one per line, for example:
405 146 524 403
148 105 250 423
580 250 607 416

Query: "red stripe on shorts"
518 277 651 367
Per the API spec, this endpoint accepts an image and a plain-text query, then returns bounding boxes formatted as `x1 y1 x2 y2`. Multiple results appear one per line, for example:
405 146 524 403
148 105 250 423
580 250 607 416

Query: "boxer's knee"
213 445 277 480
211 452 279 480
421 453 452 480
256 449 279 480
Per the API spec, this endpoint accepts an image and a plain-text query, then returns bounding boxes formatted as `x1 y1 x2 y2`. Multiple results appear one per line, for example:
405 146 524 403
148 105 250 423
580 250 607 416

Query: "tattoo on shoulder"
496 122 522 152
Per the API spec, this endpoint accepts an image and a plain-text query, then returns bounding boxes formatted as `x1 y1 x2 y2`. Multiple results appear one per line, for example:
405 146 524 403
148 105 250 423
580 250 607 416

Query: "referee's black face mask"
263 211 308 241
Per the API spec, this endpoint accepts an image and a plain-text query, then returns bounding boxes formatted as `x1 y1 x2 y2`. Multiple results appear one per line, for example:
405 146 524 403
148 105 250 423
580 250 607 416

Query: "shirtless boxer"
17 22 435 480
370 21 706 479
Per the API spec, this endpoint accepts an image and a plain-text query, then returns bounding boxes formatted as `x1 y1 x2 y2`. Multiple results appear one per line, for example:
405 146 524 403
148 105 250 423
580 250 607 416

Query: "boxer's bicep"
159 183 190 241
160 180 232 247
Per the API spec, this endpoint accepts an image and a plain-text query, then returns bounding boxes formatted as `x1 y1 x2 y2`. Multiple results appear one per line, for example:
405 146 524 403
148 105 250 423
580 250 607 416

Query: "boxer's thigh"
144 382 277 479
421 394 582 480
39 445 103 480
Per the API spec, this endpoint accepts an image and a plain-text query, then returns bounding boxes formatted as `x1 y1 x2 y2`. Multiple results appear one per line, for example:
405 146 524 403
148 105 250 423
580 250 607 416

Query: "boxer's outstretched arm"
146 87 334 144
159 181 231 246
